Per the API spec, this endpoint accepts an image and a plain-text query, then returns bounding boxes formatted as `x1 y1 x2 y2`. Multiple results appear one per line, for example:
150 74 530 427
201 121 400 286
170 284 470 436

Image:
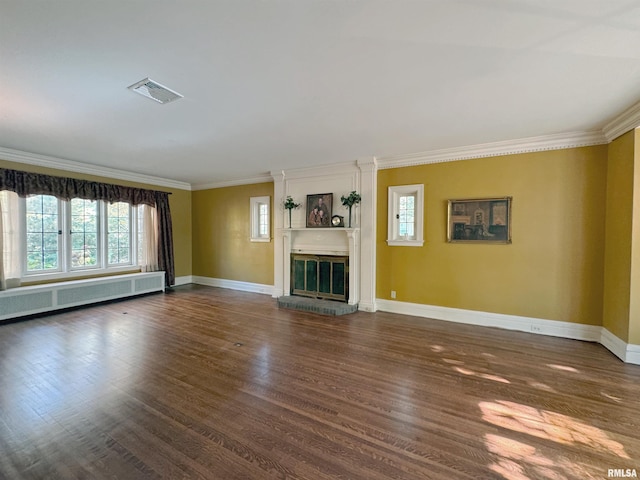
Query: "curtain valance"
0 167 161 206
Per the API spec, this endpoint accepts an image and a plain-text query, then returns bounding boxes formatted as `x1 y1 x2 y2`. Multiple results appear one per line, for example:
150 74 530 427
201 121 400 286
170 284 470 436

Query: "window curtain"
0 190 21 290
137 204 158 273
0 168 175 286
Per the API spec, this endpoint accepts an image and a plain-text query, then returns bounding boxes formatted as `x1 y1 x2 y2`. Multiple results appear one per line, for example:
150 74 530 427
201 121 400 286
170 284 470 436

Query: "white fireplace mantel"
271 157 377 311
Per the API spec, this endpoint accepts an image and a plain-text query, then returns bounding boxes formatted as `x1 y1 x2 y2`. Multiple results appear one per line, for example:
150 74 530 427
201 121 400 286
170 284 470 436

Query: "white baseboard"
376 299 640 365
358 301 377 312
192 276 275 296
627 343 640 365
600 328 640 364
376 299 601 342
600 328 627 361
173 275 193 286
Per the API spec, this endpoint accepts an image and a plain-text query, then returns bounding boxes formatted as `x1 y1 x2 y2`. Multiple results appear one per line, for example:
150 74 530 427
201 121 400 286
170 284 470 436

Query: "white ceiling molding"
270 160 359 183
377 131 608 170
602 100 640 142
0 146 191 191
0 128 620 192
192 174 274 191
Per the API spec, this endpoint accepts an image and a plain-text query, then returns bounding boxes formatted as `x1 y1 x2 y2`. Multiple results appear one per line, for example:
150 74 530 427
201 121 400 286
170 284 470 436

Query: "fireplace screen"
291 254 348 302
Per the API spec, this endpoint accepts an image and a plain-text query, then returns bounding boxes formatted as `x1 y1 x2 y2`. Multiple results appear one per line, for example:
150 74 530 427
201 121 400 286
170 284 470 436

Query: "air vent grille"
128 78 183 104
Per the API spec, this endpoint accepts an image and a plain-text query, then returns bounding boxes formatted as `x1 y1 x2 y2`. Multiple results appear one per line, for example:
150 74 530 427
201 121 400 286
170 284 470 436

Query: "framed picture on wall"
306 193 332 228
447 197 512 243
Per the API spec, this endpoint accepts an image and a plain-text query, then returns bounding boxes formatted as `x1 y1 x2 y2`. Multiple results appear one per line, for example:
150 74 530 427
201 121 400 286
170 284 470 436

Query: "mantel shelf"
281 228 360 232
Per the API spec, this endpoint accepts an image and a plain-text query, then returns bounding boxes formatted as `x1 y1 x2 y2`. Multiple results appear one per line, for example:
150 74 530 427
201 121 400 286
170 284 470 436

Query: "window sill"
21 266 141 285
386 239 424 247
250 237 271 243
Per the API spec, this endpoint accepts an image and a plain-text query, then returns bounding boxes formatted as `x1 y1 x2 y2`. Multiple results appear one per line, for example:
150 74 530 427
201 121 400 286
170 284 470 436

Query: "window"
387 184 424 246
250 196 270 242
259 203 269 236
25 195 61 272
70 198 99 269
21 195 137 279
398 194 415 238
107 202 131 265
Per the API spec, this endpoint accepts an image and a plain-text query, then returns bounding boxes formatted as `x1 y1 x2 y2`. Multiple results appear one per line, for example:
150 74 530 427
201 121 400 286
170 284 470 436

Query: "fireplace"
291 254 348 302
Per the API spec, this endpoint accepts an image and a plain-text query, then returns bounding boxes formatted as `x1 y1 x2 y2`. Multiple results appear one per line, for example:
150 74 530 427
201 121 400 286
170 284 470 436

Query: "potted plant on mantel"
283 196 301 228
340 191 361 228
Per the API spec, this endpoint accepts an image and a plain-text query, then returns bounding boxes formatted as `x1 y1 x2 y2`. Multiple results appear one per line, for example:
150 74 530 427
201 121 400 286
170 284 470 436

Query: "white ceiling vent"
127 78 183 104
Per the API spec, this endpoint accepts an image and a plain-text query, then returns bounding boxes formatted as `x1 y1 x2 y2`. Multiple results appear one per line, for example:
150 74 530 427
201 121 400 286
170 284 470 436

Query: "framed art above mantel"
306 193 332 228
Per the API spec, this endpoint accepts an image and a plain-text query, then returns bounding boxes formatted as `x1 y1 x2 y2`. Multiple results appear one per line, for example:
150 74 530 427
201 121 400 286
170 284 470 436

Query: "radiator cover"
0 272 165 321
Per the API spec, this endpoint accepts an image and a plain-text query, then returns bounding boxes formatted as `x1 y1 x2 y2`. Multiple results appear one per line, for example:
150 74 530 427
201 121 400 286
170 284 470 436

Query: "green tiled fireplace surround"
291 254 348 302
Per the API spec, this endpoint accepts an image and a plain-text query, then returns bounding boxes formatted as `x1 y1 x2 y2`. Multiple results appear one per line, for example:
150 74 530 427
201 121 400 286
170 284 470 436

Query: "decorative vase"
288 209 292 228
348 206 352 228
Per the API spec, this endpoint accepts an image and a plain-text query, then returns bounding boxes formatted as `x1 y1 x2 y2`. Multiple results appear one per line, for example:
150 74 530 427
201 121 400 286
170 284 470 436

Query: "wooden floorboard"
1 284 639 479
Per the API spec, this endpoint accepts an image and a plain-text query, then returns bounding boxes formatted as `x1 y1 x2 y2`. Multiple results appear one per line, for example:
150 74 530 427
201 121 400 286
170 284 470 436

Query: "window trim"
250 196 271 242
387 184 424 247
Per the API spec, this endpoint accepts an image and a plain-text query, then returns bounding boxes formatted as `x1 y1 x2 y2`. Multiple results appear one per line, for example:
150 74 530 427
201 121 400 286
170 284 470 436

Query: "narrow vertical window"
107 202 131 265
250 196 270 242
70 198 99 268
259 203 269 236
25 195 61 272
398 194 416 238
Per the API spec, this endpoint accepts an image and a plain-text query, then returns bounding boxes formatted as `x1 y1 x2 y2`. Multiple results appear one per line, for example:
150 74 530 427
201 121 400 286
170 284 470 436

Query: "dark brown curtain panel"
154 191 175 286
0 167 175 286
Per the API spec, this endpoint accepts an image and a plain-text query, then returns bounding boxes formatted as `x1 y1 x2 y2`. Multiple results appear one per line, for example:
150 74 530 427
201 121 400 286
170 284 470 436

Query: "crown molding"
602 99 640 142
270 160 359 182
192 174 274 191
377 131 608 170
0 147 192 191
2 125 626 192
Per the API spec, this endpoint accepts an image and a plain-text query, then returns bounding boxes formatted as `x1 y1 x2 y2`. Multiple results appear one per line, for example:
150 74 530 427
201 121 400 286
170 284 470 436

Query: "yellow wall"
602 132 634 341
192 182 274 285
0 159 193 280
377 145 608 325
629 129 640 344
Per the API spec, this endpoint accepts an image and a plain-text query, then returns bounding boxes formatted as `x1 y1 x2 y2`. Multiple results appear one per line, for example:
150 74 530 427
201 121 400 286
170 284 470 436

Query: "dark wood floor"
1 285 639 479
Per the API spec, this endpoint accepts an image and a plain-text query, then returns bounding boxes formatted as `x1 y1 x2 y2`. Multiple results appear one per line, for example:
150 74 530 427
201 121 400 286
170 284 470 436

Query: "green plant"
340 191 361 207
283 196 301 210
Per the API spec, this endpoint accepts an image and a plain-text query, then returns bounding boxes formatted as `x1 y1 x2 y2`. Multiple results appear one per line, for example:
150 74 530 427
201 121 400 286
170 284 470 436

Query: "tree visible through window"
107 202 131 265
26 195 60 272
71 198 99 268
22 195 135 277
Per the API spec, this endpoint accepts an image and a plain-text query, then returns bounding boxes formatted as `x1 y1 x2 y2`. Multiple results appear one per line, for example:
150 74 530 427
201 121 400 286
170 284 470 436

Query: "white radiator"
0 272 165 321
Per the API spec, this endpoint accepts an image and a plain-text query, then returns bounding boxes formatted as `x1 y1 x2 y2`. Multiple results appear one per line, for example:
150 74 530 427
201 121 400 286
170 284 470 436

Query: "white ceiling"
2 0 640 188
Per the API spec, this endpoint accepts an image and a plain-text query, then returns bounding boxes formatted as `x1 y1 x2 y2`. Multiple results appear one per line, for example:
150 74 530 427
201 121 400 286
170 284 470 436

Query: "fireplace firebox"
291 254 348 302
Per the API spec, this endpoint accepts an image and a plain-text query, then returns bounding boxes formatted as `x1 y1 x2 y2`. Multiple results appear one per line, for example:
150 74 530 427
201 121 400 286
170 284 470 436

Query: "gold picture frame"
447 197 512 243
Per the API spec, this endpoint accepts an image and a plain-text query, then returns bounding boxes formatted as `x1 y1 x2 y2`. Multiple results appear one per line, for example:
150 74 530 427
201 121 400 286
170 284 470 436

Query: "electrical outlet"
391 290 396 299
531 325 542 333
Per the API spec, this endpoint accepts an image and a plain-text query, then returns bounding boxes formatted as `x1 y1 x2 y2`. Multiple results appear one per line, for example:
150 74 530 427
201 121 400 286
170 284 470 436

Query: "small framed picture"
447 197 512 243
306 193 332 228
